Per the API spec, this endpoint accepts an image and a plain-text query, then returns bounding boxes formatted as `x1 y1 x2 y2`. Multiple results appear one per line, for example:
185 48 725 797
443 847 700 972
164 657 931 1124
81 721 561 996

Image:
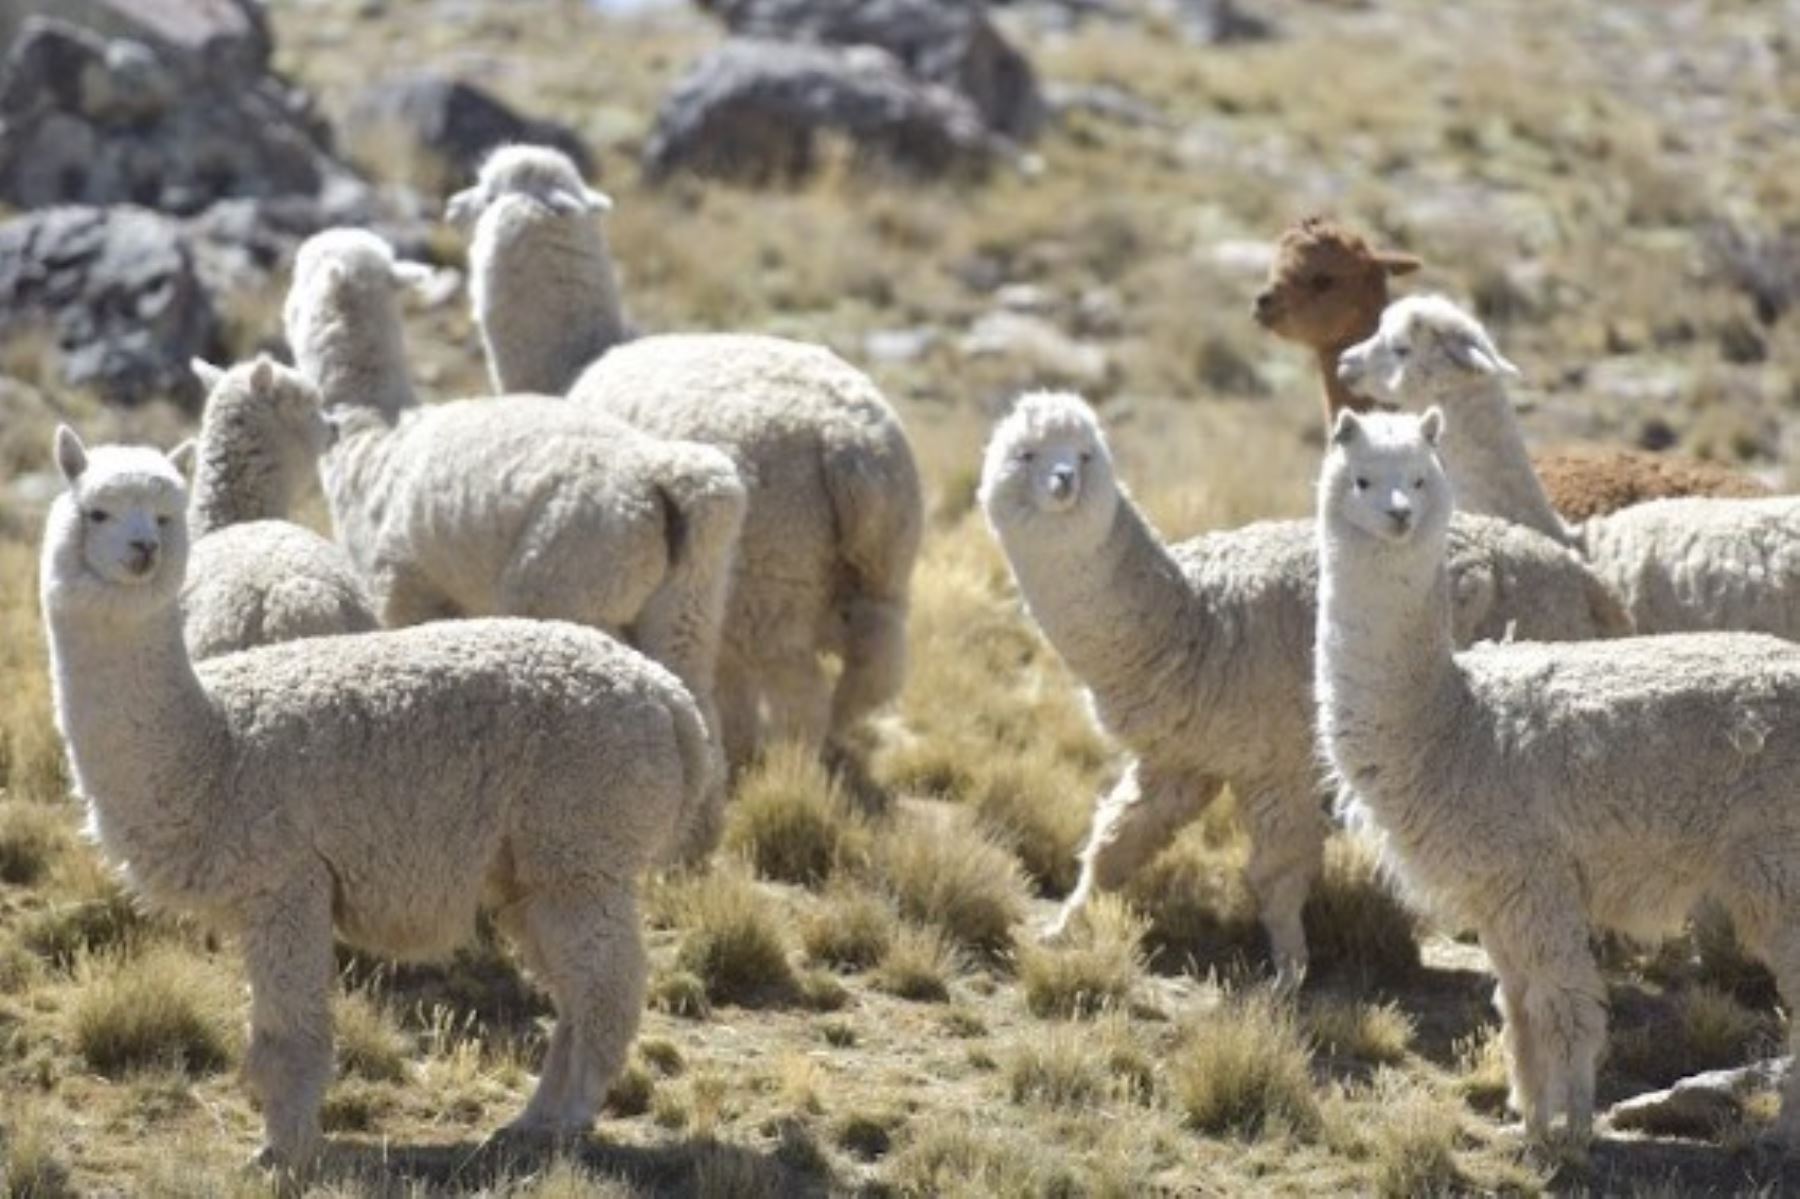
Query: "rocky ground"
1 0 1799 1194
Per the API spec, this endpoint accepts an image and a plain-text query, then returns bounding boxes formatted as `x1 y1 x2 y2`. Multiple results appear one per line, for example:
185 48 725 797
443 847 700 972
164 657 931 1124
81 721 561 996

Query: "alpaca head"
1254 217 1421 351
43 427 193 621
979 391 1119 542
445 144 612 227
1320 409 1451 550
1337 295 1519 408
191 355 335 491
283 228 433 377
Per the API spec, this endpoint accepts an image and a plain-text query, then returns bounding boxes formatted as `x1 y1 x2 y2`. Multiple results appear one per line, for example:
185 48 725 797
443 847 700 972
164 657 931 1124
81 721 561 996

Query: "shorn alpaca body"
450 145 923 768
1315 408 1800 1147
1341 294 1800 638
1254 215 1769 519
979 392 1629 983
41 431 713 1167
285 228 744 859
181 356 376 659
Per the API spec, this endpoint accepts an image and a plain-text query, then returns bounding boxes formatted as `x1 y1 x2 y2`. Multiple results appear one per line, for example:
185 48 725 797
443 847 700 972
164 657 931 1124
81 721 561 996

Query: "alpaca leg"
761 652 833 753
502 886 648 1137
376 564 459 627
1240 782 1327 990
1491 892 1604 1145
1483 938 1548 1137
1722 869 1800 1147
491 897 574 1126
1044 763 1220 943
240 871 336 1168
714 651 762 773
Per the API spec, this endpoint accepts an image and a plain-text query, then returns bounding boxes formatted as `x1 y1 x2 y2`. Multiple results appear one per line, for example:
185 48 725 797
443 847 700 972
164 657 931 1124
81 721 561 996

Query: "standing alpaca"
449 145 923 768
40 430 714 1167
980 391 1629 982
181 356 377 659
1253 215 1768 519
1340 294 1800 638
285 228 744 860
1315 408 1800 1148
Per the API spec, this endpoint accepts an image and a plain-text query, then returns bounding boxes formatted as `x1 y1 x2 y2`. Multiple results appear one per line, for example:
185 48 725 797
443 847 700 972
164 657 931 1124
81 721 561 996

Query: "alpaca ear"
390 260 436 291
583 186 613 213
167 439 198 479
445 187 483 227
1331 409 1363 446
546 187 612 215
54 425 88 484
1443 328 1519 377
190 357 226 392
1419 407 1445 446
1376 251 1422 277
250 354 275 390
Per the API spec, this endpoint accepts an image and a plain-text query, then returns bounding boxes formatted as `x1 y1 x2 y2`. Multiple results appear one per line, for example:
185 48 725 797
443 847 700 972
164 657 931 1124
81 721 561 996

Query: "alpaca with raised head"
1315 407 1800 1148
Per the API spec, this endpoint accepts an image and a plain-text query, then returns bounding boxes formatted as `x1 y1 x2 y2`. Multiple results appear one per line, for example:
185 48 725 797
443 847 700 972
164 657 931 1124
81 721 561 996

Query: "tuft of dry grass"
1304 997 1414 1068
664 867 798 1007
0 539 63 806
0 801 69 887
1169 988 1320 1140
1016 895 1144 1018
874 815 1028 956
68 948 238 1079
801 883 898 971
1610 984 1775 1088
333 983 411 1084
874 923 961 1003
724 745 871 888
1124 823 1263 973
0 1102 74 1199
967 756 1092 897
1004 1025 1109 1109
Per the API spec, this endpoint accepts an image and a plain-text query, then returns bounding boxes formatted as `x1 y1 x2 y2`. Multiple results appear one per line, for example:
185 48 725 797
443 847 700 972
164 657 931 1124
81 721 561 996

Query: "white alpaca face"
1336 296 1518 407
1322 410 1450 546
980 395 1116 524
59 443 190 588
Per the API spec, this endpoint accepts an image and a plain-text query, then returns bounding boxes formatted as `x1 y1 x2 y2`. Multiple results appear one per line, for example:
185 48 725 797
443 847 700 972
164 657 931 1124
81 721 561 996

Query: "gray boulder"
0 0 271 77
644 39 995 184
698 0 1043 141
0 206 217 408
342 73 592 199
0 14 347 214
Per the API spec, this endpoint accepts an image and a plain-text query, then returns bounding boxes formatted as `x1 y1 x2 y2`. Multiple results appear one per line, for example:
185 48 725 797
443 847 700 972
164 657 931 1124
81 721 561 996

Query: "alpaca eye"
1412 477 1425 490
1020 451 1036 463
156 515 172 528
1354 478 1370 491
1393 345 1411 359
1079 451 1093 464
87 510 109 524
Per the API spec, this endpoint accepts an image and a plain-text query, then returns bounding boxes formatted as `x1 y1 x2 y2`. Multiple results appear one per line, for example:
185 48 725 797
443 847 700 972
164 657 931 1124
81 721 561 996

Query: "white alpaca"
448 145 923 768
1340 294 1800 637
446 145 626 396
40 430 715 1167
979 392 1631 983
285 228 744 859
180 356 377 659
1315 407 1800 1147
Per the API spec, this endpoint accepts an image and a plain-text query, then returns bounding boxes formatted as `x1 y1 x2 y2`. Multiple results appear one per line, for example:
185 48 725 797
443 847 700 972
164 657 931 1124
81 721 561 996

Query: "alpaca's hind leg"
1044 763 1221 943
241 871 336 1168
1240 782 1327 990
762 652 833 753
714 651 762 773
1724 875 1800 1146
502 885 648 1137
491 897 574 1127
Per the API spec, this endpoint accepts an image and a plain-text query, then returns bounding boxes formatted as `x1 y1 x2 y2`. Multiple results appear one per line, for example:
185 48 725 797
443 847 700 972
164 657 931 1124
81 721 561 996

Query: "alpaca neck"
1010 496 1218 737
480 214 629 394
317 411 397 575
188 439 288 538
1315 528 1458 794
45 592 229 899
1318 343 1376 424
1433 377 1569 544
301 310 416 421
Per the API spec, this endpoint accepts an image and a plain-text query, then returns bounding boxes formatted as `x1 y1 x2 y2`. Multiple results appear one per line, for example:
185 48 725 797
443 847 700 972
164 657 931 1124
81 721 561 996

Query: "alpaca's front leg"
241 870 336 1170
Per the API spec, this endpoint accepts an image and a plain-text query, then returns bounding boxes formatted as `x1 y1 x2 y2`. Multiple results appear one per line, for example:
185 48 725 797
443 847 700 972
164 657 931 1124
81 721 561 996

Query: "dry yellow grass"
0 0 1794 1192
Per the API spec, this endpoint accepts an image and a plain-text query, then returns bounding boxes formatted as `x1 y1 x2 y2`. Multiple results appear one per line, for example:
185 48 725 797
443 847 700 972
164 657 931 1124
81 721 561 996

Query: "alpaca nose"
127 539 158 573
1047 465 1076 499
1252 289 1278 322
1337 352 1365 384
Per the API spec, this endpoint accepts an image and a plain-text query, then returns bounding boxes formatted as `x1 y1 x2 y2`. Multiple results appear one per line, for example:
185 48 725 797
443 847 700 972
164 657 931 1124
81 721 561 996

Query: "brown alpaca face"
1252 221 1421 351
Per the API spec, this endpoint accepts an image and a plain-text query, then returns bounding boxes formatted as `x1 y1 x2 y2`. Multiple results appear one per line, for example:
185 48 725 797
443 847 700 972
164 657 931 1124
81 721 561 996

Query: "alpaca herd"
33 143 1800 1165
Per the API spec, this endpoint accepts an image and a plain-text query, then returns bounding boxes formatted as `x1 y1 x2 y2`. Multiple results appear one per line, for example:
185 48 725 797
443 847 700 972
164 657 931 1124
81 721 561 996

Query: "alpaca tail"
822 403 923 742
638 444 746 866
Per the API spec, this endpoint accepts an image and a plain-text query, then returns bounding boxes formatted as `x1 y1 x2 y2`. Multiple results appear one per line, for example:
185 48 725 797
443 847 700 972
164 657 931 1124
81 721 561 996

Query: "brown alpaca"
1253 216 1771 520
